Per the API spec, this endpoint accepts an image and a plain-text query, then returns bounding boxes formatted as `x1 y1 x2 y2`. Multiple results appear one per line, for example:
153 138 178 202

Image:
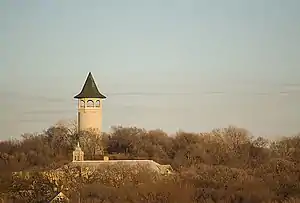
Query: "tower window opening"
80 100 85 108
87 100 94 107
95 100 100 107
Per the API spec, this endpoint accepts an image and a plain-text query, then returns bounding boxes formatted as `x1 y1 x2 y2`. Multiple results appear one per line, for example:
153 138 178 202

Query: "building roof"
74 72 106 99
49 192 69 203
70 160 173 174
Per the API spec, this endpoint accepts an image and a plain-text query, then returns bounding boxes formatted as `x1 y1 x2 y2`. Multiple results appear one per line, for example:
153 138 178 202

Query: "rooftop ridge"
72 159 157 163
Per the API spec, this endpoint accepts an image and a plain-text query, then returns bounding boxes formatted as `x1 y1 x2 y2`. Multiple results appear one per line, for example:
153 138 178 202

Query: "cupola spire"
74 72 106 99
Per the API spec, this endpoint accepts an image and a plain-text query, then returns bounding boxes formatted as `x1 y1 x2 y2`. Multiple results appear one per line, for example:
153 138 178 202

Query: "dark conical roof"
74 72 106 99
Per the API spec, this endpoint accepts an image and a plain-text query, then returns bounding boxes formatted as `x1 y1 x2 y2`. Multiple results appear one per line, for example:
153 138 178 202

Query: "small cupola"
72 142 84 161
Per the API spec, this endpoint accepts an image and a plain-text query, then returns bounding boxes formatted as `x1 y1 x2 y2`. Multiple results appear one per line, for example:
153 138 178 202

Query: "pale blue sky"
1 0 300 139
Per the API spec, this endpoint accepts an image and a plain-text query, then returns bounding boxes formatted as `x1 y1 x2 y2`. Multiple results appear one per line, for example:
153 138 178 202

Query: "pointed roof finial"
74 72 106 99
77 142 80 147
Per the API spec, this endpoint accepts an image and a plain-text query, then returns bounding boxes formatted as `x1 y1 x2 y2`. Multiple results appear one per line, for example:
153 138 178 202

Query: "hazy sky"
1 0 300 139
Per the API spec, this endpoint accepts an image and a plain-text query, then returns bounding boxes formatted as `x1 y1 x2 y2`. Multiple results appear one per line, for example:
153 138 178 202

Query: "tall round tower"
74 72 106 133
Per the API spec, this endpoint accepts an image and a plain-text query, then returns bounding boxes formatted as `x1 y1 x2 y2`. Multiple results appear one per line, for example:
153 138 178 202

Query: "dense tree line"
0 123 300 202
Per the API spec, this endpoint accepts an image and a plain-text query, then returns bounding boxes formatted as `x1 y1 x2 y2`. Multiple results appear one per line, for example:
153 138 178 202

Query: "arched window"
80 100 85 108
87 100 94 107
95 100 100 107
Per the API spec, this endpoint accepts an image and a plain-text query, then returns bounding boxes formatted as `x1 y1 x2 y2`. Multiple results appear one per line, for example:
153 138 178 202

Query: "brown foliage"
1 124 300 202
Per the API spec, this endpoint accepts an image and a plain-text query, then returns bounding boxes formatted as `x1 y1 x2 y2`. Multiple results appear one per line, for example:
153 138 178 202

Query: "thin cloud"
0 91 67 103
281 83 300 87
17 118 52 123
22 109 74 115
